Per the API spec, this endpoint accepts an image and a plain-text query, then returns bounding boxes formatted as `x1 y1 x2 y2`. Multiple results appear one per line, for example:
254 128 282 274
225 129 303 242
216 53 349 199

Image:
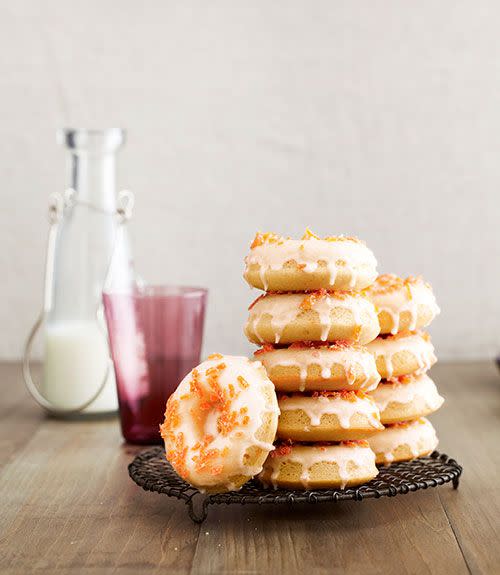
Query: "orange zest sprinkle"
384 374 416 385
254 343 276 355
165 432 189 478
341 439 369 448
207 353 224 361
191 435 221 473
325 235 363 244
302 228 320 240
271 440 294 458
250 232 282 249
310 390 364 402
161 397 181 433
189 368 202 396
380 329 430 342
352 325 362 342
367 274 430 297
237 375 250 388
300 288 328 310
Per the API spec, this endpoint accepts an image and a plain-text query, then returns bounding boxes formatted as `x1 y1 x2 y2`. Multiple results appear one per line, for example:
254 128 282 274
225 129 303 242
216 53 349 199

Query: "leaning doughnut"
244 230 378 292
366 331 437 379
365 274 440 335
245 290 379 345
369 374 444 424
258 440 378 490
277 391 384 442
368 417 438 465
254 342 380 392
160 354 279 493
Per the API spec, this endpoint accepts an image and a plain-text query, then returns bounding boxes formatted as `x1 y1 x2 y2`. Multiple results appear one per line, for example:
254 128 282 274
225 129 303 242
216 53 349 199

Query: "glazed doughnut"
368 417 438 465
277 390 384 441
258 440 378 490
160 354 279 493
365 274 440 335
254 342 380 392
369 374 444 424
366 331 436 379
245 290 379 345
244 230 378 292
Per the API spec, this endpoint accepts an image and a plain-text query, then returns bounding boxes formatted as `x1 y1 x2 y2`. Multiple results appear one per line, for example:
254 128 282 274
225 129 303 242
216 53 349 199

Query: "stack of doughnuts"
364 274 443 464
160 240 445 495
243 230 383 489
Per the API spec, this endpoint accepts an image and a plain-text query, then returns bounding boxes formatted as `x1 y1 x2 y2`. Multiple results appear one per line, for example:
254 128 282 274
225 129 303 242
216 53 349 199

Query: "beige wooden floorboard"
431 361 500 575
0 416 199 574
189 485 468 575
0 362 45 469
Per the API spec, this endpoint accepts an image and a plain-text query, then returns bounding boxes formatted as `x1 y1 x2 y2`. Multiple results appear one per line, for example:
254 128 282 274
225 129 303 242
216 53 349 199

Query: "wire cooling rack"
128 446 462 523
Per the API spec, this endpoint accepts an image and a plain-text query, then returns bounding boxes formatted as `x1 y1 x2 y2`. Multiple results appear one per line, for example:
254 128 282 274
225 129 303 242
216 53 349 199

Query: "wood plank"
189 487 468 575
0 362 45 469
1 360 499 574
431 361 500 575
0 417 199 574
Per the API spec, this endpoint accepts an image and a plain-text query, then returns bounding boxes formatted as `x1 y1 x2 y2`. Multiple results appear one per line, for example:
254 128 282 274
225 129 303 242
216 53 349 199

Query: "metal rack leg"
187 494 209 523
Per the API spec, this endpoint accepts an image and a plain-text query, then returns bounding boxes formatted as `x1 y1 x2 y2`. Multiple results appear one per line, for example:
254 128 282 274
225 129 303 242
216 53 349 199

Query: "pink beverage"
103 286 207 444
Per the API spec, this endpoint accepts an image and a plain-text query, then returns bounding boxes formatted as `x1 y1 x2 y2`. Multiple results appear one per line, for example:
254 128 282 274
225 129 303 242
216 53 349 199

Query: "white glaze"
367 276 440 335
256 345 380 391
260 444 377 489
247 292 377 344
245 237 378 290
369 373 444 413
368 417 438 463
366 332 437 378
278 393 382 429
161 355 280 491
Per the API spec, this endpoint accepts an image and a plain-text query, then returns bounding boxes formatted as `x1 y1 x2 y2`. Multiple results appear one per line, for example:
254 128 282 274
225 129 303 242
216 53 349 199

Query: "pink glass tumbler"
103 286 207 444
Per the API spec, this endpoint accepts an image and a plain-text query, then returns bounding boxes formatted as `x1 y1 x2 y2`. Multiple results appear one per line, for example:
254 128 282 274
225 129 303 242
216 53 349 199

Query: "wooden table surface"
1 360 499 575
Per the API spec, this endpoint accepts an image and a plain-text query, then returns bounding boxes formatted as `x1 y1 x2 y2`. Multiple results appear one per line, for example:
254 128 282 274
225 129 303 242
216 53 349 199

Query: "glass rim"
137 285 208 298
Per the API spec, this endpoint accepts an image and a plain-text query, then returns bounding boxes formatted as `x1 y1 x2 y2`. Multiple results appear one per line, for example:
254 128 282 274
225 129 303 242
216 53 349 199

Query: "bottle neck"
67 151 117 212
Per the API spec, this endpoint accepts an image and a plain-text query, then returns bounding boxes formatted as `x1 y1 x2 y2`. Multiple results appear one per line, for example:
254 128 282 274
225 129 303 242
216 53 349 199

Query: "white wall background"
0 0 498 360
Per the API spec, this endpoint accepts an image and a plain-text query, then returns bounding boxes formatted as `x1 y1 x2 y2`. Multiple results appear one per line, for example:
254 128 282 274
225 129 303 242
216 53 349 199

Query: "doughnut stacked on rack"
364 274 443 464
243 230 384 490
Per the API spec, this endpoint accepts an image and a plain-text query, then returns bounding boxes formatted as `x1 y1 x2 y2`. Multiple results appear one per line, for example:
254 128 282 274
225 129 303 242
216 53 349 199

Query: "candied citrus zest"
165 432 188 478
325 235 363 244
310 390 362 401
352 325 362 342
367 273 429 296
287 340 359 351
302 228 320 240
161 397 181 433
385 420 416 429
384 374 416 385
380 330 429 342
342 439 369 448
189 369 202 396
207 353 223 361
237 375 250 388
250 231 282 249
271 442 293 458
254 343 275 355
300 288 328 310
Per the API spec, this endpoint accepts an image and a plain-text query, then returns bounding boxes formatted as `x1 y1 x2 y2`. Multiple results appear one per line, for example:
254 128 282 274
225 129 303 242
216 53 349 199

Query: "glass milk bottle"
24 128 133 416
